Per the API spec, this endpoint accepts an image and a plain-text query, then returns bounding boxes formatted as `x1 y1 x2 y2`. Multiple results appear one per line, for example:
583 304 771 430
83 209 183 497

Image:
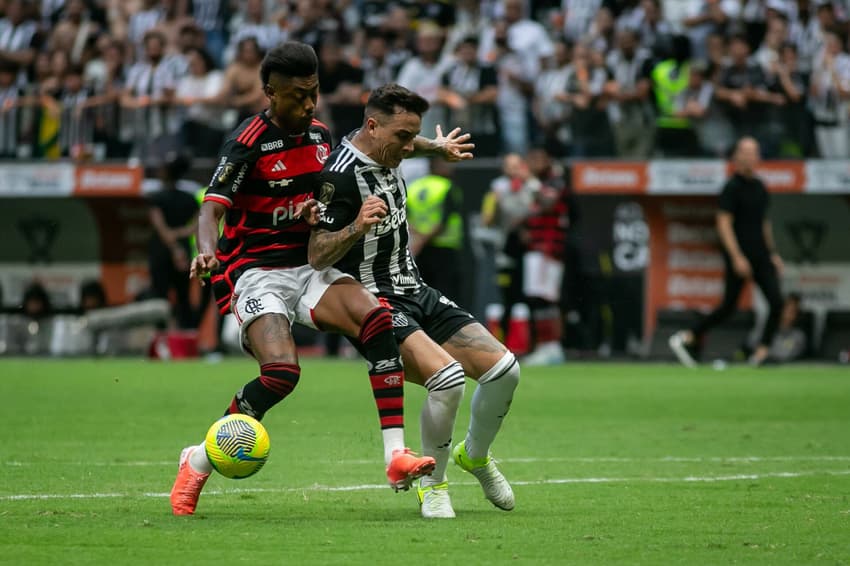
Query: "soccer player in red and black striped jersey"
170 42 434 516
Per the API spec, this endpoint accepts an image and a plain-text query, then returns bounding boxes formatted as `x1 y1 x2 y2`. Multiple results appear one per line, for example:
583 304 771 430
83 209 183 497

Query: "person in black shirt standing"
669 137 785 367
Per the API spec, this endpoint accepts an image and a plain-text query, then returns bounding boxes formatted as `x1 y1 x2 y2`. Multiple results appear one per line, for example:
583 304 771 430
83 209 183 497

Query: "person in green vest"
651 34 700 156
407 158 464 300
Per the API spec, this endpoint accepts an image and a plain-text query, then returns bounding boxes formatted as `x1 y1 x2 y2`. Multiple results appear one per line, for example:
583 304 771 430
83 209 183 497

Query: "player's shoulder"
225 113 270 150
324 140 364 175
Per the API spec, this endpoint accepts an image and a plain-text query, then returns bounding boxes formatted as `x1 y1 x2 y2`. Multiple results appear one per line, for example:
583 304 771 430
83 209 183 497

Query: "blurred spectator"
682 0 739 61
0 0 40 82
808 31 850 158
651 34 695 156
607 28 653 157
406 158 464 300
361 30 396 91
480 0 554 77
317 38 364 141
585 6 616 54
78 279 107 313
20 280 52 319
45 0 100 64
175 46 223 157
128 0 164 53
715 33 785 154
188 0 227 65
490 19 533 154
482 153 540 342
565 41 614 157
674 61 731 157
562 0 603 41
289 0 342 51
0 60 20 157
121 29 178 162
215 35 264 125
55 62 91 156
149 0 194 55
397 22 449 137
147 152 199 329
445 0 489 54
437 35 499 156
522 147 574 366
533 37 571 156
772 41 812 156
224 0 286 65
633 0 673 56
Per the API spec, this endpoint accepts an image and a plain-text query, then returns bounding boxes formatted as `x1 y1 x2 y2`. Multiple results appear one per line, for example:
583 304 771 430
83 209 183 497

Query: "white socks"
188 442 213 474
465 352 520 460
420 361 466 486
382 428 405 466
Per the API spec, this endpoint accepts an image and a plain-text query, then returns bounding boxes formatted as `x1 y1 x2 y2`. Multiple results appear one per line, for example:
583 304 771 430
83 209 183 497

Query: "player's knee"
426 360 466 407
359 305 393 344
480 351 520 390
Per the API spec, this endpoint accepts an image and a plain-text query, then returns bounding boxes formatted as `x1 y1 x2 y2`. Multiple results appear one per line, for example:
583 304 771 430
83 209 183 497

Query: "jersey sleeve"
718 180 736 214
316 169 361 232
204 137 256 207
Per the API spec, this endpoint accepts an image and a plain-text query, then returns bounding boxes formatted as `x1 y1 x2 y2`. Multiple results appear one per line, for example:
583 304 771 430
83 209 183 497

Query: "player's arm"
308 196 387 270
190 200 226 284
411 125 474 162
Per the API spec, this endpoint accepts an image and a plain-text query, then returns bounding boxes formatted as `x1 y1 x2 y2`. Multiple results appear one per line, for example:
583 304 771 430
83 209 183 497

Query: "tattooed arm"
308 195 387 270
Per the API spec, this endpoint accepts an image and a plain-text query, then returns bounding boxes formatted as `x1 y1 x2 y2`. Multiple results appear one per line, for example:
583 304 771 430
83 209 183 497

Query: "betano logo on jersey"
374 207 406 236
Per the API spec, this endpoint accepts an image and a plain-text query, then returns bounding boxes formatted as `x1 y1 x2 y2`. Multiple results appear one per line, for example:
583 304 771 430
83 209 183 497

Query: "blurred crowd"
2 0 850 161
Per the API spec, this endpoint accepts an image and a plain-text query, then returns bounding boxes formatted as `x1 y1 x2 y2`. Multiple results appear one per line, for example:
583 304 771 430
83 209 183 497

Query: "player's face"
368 111 421 168
266 73 319 134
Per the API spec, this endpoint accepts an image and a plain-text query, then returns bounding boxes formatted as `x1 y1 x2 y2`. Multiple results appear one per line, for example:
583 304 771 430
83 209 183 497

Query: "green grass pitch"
1 359 848 565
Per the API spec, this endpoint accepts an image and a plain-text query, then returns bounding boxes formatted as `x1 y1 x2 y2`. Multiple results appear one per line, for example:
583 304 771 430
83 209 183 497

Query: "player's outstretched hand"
296 198 321 225
433 124 474 162
190 253 220 286
354 195 387 234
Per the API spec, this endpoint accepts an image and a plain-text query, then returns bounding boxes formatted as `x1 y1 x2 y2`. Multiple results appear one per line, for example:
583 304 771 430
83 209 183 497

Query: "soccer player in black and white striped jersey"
309 84 521 519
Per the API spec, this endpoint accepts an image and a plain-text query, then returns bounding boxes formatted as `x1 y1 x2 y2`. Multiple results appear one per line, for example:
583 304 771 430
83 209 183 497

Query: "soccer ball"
204 414 271 479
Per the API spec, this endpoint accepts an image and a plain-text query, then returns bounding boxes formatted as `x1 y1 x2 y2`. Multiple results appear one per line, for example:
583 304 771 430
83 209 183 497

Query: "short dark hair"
365 83 429 118
260 41 318 85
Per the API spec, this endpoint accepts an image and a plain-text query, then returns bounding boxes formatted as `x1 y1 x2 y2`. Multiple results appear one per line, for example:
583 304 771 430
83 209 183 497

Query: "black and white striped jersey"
317 135 423 296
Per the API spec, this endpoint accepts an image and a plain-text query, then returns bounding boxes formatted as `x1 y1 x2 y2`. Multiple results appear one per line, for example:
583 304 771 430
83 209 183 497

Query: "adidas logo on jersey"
271 160 287 172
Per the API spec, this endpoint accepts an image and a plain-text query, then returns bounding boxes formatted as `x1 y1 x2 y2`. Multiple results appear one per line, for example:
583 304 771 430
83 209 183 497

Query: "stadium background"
0 0 849 361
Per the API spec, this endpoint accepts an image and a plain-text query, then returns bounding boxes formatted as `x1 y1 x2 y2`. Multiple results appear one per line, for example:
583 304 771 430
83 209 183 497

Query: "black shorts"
346 285 477 356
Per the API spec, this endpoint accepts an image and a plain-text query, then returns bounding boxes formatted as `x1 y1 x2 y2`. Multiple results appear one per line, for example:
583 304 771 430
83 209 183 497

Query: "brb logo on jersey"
261 139 284 152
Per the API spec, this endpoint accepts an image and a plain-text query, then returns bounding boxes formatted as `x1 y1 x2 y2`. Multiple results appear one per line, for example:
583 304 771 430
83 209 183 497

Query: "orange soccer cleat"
170 446 211 515
386 448 436 492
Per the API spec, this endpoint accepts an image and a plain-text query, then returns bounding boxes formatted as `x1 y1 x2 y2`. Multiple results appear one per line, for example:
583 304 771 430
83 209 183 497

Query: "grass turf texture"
1 359 848 565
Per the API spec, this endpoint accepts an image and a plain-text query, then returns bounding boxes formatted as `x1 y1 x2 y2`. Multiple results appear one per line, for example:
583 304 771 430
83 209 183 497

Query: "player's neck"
351 130 384 166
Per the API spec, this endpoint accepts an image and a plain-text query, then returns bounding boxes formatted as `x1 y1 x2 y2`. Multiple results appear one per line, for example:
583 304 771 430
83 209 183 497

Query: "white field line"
3 469 850 502
4 455 850 467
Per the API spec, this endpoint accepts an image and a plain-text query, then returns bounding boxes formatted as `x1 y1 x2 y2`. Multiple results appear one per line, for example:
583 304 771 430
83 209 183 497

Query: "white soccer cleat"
417 481 456 519
453 441 515 511
668 331 697 368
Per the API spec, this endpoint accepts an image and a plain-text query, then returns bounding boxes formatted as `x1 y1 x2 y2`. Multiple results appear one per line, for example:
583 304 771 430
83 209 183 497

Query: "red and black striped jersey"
525 172 575 260
204 112 332 313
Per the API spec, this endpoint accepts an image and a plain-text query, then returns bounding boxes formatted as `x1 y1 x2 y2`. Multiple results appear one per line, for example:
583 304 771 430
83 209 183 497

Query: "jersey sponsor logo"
309 131 323 143
438 295 459 308
271 159 287 172
272 202 302 225
268 178 294 188
391 312 409 327
391 273 418 287
374 207 407 236
232 163 248 192
318 182 335 204
243 296 264 315
316 145 329 164
261 139 285 152
374 357 401 372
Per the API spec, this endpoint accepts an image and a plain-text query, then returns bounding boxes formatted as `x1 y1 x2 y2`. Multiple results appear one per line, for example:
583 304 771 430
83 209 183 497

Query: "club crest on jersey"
261 139 284 152
391 312 409 327
319 182 335 204
316 144 329 164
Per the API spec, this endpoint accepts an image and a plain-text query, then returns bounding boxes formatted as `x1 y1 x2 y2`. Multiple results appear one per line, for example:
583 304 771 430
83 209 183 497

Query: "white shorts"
231 266 352 352
523 251 564 303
